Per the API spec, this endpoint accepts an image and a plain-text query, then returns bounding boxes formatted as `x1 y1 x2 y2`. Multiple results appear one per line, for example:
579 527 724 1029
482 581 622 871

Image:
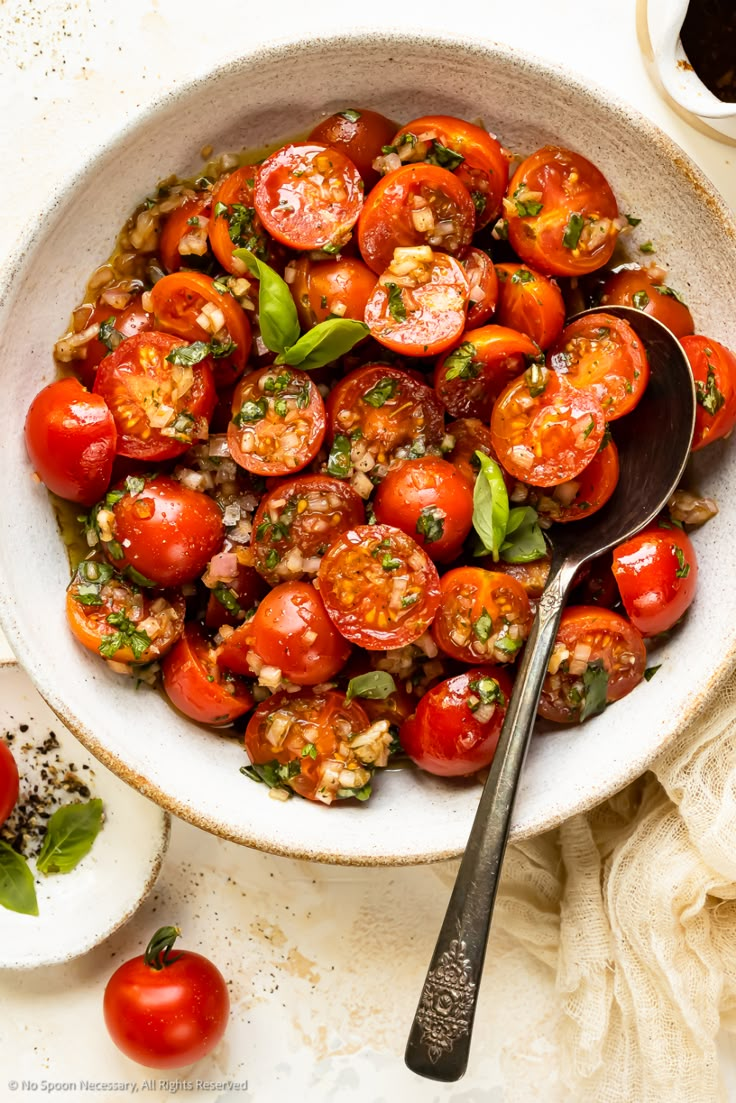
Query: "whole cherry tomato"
373 457 474 562
612 524 698 636
162 624 253 726
400 666 513 776
309 108 397 188
208 167 273 275
248 581 351 686
494 263 565 350
25 378 117 506
0 741 19 826
600 267 694 338
103 925 230 1069
288 255 377 329
681 336 736 451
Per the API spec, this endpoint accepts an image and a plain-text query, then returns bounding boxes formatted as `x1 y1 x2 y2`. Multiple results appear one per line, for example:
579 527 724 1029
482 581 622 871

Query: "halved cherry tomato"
432 567 532 665
534 438 619 523
66 560 185 665
388 115 509 228
205 561 267 629
162 623 253 726
148 271 251 386
494 263 565 350
491 367 606 486
25 378 117 506
225 581 351 686
341 653 420 728
364 251 469 356
208 167 273 275
435 325 540 420
287 255 376 329
244 690 376 804
254 144 364 252
326 364 445 466
547 313 649 420
358 164 476 274
539 606 646 722
317 524 440 650
400 666 513 777
159 195 212 274
506 146 620 277
373 457 474 563
612 524 698 636
72 296 154 389
97 475 224 588
445 418 513 490
0 740 19 827
228 367 325 477
462 248 499 328
93 331 216 461
252 475 365 585
681 335 736 451
600 267 694 338
309 109 397 189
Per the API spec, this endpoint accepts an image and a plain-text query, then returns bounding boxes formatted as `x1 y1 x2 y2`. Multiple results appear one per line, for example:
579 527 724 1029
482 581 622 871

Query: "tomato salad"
26 108 729 805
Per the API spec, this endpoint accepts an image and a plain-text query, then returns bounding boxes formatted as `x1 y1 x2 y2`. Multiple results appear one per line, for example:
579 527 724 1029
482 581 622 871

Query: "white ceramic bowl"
1 32 735 865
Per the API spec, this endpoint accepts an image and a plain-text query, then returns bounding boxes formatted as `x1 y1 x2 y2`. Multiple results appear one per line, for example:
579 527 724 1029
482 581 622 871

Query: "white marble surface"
1 0 736 1099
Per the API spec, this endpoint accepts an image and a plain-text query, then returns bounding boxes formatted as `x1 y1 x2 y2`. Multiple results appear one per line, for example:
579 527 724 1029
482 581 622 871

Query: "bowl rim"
2 28 736 865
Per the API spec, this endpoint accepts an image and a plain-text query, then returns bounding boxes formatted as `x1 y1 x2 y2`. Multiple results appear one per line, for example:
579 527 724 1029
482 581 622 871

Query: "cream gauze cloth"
433 666 736 1102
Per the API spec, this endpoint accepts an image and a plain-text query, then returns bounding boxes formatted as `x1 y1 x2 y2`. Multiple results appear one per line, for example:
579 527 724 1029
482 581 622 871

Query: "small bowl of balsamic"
648 0 736 141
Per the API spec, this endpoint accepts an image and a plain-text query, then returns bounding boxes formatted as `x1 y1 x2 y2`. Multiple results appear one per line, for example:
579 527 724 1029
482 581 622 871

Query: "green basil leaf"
580 661 609 722
233 248 300 355
346 671 397 702
655 284 687 305
472 451 509 561
341 109 361 123
644 665 662 681
0 841 38 916
416 506 445 544
500 507 547 563
240 759 300 790
36 799 104 875
362 377 400 407
165 341 211 366
562 213 585 250
632 290 650 310
443 342 478 382
277 317 368 371
327 434 352 478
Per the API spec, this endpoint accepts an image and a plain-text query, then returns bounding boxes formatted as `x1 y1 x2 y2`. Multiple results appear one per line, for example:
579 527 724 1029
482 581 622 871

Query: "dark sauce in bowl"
680 0 736 103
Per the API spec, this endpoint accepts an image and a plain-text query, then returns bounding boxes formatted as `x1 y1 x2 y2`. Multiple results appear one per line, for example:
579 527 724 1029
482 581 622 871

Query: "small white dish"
0 664 169 969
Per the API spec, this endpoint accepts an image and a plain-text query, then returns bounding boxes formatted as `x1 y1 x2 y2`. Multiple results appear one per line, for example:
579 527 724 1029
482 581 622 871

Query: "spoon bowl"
405 305 695 1082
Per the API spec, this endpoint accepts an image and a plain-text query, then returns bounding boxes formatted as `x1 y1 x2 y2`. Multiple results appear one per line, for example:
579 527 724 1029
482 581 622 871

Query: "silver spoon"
405 305 696 1082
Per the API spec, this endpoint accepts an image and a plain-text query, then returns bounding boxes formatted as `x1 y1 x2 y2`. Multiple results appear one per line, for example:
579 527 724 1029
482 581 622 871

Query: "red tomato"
600 267 694 338
98 475 224 587
25 378 117 506
288 255 377 329
572 553 619 609
159 195 212 274
539 606 646 722
252 474 365 585
254 144 364 251
226 581 351 686
365 251 469 356
400 666 513 777
244 690 376 803
681 335 736 451
445 418 512 490
66 560 185 665
308 108 397 188
0 741 19 826
228 367 325 477
148 271 251 386
491 367 606 486
505 146 620 276
162 624 253 726
612 524 698 636
326 364 445 466
462 248 499 328
373 457 474 563
358 163 476 274
317 524 440 650
208 167 273 275
73 297 154 389
548 313 649 420
388 115 509 227
435 325 540 420
535 438 620 523
432 567 532 664
103 925 230 1069
205 562 267 630
93 331 216 461
494 263 565 350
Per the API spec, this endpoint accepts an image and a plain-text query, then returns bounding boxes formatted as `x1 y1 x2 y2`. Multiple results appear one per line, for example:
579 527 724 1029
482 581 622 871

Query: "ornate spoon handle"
404 559 577 1082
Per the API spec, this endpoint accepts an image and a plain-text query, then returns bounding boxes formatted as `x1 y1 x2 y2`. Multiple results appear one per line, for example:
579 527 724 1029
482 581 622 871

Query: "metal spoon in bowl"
405 306 696 1082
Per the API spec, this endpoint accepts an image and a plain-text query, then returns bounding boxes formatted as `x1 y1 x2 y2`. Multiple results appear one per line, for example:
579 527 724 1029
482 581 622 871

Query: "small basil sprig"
580 661 609 722
472 452 509 561
234 248 368 370
500 507 547 564
345 671 396 702
0 841 38 916
36 799 104 874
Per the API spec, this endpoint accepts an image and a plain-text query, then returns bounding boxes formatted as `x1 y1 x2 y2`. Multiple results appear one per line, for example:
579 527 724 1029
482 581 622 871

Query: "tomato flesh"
159 195 212 274
547 313 649 420
534 438 620 523
612 524 698 636
228 366 325 477
432 566 532 664
248 581 351 686
463 248 499 328
373 457 474 563
208 167 273 275
365 251 469 356
681 335 736 451
435 324 540 421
